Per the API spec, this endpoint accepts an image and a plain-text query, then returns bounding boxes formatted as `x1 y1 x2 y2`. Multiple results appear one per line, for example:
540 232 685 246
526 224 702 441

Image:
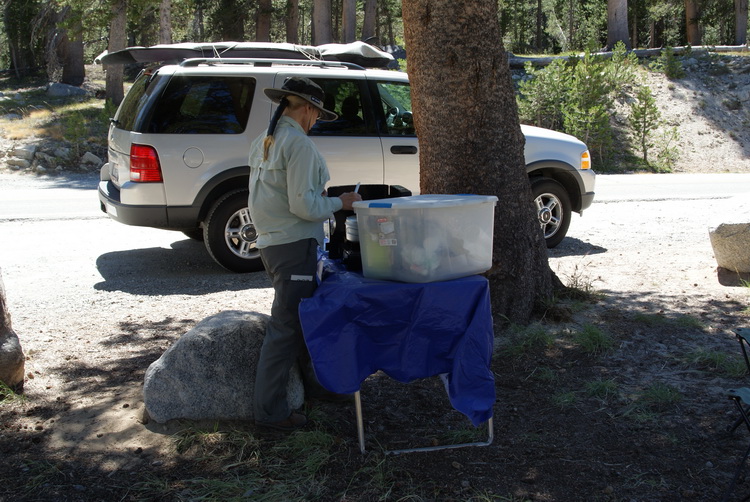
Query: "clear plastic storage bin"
352 194 498 283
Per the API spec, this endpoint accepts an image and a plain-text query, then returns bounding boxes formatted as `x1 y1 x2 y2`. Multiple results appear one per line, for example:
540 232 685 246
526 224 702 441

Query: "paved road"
594 173 750 202
1 172 749 222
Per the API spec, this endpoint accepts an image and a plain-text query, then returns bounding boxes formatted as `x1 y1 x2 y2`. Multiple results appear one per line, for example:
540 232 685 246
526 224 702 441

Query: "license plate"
106 203 118 217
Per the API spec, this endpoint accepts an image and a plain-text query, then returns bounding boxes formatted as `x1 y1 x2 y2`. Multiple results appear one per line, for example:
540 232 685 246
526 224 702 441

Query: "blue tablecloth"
299 262 495 426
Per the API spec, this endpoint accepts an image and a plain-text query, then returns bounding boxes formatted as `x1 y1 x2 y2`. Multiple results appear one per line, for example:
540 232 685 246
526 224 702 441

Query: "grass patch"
551 390 578 409
501 323 555 358
273 429 336 478
555 262 605 304
437 425 488 445
638 382 683 411
674 314 706 330
525 366 558 384
173 424 260 466
632 312 669 326
0 381 25 404
585 378 619 400
573 324 614 355
685 348 746 377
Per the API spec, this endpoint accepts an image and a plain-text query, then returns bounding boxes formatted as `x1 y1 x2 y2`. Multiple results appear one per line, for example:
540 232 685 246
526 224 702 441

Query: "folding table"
299 260 496 454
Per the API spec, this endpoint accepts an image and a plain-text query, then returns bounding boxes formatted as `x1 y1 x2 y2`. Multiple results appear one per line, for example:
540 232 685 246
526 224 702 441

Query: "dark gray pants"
254 238 325 422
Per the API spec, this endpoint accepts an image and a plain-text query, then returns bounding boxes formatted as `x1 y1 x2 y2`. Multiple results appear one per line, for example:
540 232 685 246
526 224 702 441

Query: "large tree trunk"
685 0 701 45
285 0 300 43
737 0 749 45
607 0 631 49
257 0 272 41
342 0 356 42
105 0 127 107
313 0 333 44
216 0 246 40
362 0 377 42
4 0 37 78
402 0 554 323
192 1 205 42
159 0 172 44
61 15 85 86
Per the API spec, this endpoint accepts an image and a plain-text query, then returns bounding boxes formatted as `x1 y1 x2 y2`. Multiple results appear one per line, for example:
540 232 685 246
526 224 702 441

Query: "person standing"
249 77 361 432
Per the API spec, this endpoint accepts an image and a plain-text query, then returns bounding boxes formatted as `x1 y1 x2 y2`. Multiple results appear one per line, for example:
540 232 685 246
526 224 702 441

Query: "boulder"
0 268 24 393
143 310 304 424
12 144 36 160
81 152 103 166
46 83 88 97
709 195 750 273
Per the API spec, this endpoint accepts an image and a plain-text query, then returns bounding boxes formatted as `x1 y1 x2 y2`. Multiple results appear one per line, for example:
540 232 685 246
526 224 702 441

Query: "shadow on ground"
94 238 269 295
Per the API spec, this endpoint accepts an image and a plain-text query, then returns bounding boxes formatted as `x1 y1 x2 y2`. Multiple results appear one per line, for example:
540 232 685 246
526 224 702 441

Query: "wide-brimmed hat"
264 77 338 121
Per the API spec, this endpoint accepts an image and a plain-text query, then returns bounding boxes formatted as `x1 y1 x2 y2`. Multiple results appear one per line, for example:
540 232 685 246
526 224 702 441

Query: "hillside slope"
642 53 750 173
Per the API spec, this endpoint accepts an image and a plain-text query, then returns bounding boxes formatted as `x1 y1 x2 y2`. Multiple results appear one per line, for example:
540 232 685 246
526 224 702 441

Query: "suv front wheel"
531 178 571 249
204 189 264 273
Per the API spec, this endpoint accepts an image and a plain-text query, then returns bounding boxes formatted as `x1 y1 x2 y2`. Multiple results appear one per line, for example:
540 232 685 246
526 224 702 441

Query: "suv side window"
374 81 415 136
114 70 165 132
147 76 256 134
308 79 375 137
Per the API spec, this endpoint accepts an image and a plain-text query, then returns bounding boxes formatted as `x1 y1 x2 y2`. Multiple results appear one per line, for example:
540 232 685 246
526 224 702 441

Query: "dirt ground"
1 53 750 501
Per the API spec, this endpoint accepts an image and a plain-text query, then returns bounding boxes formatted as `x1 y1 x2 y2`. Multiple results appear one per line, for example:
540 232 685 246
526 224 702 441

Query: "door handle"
390 145 418 155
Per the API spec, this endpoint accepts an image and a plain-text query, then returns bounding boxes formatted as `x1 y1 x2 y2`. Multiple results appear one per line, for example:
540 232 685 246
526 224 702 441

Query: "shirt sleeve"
285 137 343 221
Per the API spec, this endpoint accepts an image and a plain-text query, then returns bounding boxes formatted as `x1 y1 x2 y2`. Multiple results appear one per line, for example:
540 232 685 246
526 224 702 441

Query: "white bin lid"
352 194 498 210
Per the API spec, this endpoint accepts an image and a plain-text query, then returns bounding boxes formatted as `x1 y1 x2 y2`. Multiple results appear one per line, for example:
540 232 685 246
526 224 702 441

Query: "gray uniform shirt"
248 116 343 249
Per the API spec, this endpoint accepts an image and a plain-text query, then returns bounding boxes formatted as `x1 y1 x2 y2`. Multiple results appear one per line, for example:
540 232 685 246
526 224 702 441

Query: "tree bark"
607 0 631 49
285 0 300 43
216 0 246 40
192 1 205 42
313 0 333 44
685 0 701 46
106 0 127 107
737 0 749 45
362 0 377 42
257 0 272 41
402 0 553 323
159 0 172 44
4 0 36 78
61 15 85 86
342 0 356 42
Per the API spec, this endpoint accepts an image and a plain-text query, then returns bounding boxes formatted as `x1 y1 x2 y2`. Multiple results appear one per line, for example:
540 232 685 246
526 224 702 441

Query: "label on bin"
377 218 397 246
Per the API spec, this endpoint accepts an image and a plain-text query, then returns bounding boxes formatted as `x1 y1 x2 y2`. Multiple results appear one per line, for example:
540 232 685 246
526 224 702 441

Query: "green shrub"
629 86 660 163
517 42 641 168
650 46 685 79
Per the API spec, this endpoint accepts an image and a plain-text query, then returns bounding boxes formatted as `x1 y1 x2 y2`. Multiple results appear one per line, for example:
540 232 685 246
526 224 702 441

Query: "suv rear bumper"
99 180 170 228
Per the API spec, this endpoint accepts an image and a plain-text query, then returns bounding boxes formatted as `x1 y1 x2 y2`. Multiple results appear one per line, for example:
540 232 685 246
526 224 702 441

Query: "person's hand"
338 191 362 211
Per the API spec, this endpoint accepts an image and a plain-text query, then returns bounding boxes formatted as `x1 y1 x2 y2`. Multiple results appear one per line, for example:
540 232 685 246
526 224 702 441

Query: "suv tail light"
130 144 163 182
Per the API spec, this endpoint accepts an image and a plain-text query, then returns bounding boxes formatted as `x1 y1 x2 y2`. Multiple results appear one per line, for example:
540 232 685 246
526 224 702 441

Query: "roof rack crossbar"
179 57 365 70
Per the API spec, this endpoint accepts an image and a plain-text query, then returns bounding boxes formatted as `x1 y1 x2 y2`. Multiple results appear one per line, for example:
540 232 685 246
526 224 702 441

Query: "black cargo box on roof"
94 41 395 68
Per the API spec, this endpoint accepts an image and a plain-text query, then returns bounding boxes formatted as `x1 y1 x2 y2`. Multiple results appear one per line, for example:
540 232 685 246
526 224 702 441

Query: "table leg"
355 391 366 454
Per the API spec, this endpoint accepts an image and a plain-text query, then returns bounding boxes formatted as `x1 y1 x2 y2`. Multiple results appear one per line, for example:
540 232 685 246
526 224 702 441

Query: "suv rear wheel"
531 178 571 249
203 189 264 273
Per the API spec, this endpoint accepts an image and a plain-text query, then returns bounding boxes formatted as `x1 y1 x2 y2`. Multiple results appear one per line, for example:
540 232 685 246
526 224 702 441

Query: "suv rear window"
147 76 256 134
114 71 164 132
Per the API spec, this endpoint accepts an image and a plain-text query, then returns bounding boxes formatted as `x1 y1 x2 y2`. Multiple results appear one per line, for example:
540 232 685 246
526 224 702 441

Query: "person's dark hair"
263 97 288 161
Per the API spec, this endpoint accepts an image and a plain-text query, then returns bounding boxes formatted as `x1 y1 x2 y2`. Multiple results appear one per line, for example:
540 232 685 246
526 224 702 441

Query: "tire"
531 178 571 249
181 228 204 241
203 189 264 273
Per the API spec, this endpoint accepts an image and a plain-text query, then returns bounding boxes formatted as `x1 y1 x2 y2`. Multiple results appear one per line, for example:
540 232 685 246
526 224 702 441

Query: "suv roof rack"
95 41 395 69
179 57 366 70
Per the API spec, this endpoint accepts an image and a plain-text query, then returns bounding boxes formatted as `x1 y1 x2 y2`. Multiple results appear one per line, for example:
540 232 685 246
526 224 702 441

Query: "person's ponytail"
263 97 289 161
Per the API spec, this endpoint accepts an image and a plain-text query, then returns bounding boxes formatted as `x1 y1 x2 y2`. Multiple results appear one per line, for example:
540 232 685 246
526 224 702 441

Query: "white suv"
97 42 595 273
